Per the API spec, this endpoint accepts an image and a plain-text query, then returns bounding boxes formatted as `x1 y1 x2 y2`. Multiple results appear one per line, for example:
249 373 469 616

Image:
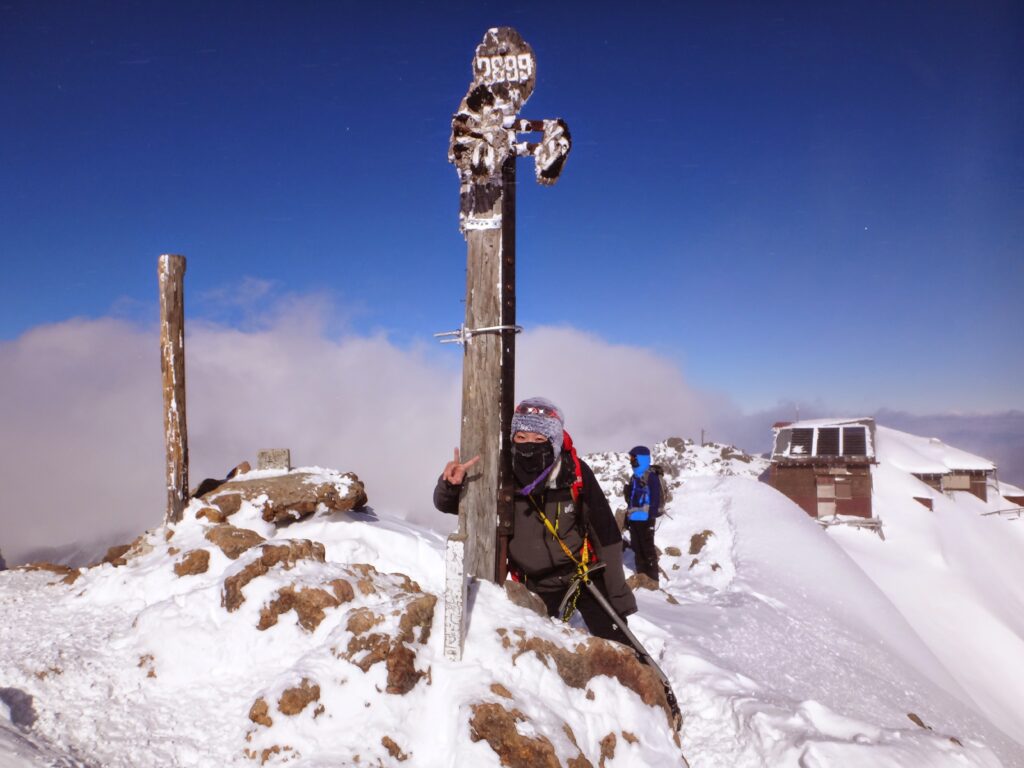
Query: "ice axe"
559 563 683 731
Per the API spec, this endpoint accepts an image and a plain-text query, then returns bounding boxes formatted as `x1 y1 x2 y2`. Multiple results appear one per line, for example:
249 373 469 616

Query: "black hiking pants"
537 572 631 646
628 518 659 583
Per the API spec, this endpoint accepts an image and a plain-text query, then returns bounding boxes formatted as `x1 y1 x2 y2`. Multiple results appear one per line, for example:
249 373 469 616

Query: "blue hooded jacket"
625 446 661 521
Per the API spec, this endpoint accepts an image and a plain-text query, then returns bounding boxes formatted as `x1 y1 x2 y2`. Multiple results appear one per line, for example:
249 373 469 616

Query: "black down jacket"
433 453 637 618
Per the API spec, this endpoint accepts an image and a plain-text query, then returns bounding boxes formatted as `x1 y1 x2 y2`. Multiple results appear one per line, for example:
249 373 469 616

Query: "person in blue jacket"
623 445 662 583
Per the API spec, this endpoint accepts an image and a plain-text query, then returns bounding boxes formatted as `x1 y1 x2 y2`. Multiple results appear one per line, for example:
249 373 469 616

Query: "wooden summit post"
441 28 572 660
159 254 189 524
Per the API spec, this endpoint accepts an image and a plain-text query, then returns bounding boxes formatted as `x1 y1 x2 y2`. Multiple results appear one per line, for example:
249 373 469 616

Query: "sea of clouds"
2 293 1021 566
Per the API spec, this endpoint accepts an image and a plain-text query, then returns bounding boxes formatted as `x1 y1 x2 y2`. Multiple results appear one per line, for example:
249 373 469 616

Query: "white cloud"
2 297 1020 566
0 311 461 566
515 326 731 451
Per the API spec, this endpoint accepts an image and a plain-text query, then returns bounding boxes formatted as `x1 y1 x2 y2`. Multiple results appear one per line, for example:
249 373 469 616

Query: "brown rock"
259 585 341 632
330 578 355 603
511 636 675 727
386 644 422 695
278 678 320 715
222 540 326 611
398 594 437 645
564 725 594 768
211 493 242 518
347 607 383 635
622 731 638 744
503 580 548 617
469 703 561 768
102 544 132 567
138 654 157 678
227 461 251 478
381 736 409 762
21 562 80 585
249 697 273 727
664 546 682 557
626 573 659 591
345 632 392 672
196 507 227 524
338 589 434 695
599 733 617 767
289 587 341 631
173 549 210 577
198 471 367 526
689 530 714 555
491 683 513 699
907 712 932 730
204 525 265 560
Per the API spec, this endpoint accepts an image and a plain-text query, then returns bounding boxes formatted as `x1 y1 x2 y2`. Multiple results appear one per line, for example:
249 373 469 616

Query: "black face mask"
511 441 555 486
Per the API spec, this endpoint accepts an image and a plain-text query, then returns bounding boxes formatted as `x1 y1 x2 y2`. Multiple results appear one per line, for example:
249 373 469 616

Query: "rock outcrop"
199 470 367 525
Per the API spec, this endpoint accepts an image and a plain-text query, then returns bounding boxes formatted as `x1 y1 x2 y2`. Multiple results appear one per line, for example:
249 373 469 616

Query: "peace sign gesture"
442 447 480 486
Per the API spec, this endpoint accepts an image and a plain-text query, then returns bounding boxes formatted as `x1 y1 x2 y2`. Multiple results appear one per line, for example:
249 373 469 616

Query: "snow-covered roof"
875 426 996 474
771 418 875 460
775 417 874 431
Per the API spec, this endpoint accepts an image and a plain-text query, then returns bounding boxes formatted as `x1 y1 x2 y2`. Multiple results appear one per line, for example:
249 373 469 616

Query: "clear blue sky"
2 0 1021 414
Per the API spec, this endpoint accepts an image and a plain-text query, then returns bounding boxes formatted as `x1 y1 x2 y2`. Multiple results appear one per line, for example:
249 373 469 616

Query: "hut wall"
768 465 818 517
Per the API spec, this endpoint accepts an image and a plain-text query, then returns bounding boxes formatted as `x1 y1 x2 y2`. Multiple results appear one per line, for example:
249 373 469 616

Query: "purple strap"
517 461 555 497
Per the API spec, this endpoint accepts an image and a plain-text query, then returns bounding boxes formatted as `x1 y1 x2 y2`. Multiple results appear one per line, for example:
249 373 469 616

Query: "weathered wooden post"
440 28 571 660
158 254 189 524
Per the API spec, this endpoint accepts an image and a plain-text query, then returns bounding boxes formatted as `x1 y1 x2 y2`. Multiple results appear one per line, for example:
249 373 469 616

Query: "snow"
876 425 997 473
778 417 874 429
2 440 1023 767
828 460 1024 747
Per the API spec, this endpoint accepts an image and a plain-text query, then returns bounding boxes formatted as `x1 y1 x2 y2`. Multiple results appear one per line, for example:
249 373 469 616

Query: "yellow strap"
527 494 591 583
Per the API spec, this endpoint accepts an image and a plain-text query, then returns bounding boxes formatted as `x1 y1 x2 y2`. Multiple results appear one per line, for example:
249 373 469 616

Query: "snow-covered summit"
2 435 1023 767
586 437 769 500
0 467 682 767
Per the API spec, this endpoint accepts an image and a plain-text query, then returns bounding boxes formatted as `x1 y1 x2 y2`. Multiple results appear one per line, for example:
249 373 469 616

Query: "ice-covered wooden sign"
449 27 571 232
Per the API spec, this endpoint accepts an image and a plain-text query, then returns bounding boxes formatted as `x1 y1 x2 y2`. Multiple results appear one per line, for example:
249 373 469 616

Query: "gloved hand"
627 508 649 522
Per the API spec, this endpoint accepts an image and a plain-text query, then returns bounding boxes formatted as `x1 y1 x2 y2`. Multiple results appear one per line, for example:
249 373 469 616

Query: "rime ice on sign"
449 28 571 233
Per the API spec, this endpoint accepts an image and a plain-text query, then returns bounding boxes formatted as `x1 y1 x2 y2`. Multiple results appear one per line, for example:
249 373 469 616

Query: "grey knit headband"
511 396 564 453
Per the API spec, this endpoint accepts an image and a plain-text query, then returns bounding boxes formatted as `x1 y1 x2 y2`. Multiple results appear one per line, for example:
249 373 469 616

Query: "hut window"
817 428 840 456
943 474 971 491
774 429 792 456
842 427 867 456
791 429 814 455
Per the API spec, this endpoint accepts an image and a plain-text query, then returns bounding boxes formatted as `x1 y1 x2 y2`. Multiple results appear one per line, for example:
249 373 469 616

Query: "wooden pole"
443 27 571 661
495 156 517 582
458 154 516 581
158 254 189 524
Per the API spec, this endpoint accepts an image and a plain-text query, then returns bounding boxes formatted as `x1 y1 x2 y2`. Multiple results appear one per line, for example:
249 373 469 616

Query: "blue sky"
1 0 1022 414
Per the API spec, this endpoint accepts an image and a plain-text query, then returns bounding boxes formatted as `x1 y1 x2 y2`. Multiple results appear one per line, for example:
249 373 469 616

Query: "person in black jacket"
434 396 636 643
623 445 662 584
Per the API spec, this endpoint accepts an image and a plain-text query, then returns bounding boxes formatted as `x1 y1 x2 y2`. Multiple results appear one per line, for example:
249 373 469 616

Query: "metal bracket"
434 323 523 346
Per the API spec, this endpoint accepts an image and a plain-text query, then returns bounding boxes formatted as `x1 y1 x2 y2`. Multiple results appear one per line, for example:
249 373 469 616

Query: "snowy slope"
1 439 1022 767
827 427 1024 748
